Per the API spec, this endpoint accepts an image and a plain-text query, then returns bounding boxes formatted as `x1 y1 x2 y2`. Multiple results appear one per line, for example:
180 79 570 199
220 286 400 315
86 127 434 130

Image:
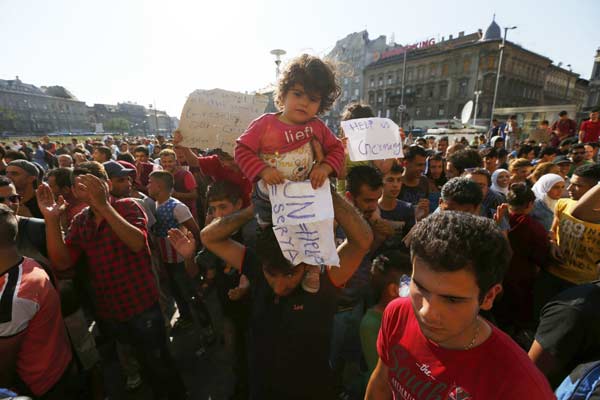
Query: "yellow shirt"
549 199 600 284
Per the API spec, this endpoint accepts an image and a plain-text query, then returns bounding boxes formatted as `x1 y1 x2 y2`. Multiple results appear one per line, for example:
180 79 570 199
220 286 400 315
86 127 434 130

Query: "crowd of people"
1 53 600 400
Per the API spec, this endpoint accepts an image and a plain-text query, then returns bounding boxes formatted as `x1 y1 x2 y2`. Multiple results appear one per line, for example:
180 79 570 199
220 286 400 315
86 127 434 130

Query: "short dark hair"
408 211 511 301
465 167 492 186
539 146 558 157
346 165 383 196
371 250 412 299
46 168 73 189
404 145 428 161
517 144 535 158
441 177 483 206
4 150 27 162
573 163 600 182
0 203 18 247
95 146 112 160
437 136 449 144
73 161 108 181
149 170 174 191
497 148 509 158
116 152 135 164
256 227 295 275
134 145 149 156
275 54 341 115
559 110 568 117
480 147 498 159
0 175 13 187
385 162 404 176
592 107 600 113
447 149 483 175
206 180 242 204
540 120 549 125
507 183 535 209
570 143 585 153
341 103 374 121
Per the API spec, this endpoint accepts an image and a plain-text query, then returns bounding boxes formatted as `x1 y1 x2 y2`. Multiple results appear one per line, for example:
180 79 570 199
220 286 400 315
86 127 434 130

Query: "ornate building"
363 18 587 129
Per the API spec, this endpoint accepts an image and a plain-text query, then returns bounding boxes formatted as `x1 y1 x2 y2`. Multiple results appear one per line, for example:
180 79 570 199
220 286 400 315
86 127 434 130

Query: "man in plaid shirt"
36 161 186 399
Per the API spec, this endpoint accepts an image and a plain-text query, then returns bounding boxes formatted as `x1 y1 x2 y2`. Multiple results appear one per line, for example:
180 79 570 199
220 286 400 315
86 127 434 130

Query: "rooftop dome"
481 16 502 41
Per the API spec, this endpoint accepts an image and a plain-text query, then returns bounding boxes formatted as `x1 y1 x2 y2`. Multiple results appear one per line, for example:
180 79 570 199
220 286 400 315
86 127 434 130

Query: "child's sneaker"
302 266 321 293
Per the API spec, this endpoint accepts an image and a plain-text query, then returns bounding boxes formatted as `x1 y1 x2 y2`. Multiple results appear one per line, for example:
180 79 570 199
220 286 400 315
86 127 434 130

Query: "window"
343 90 348 99
370 78 375 88
377 95 383 103
388 75 393 84
438 104 445 117
415 85 423 97
396 88 401 94
415 107 421 117
377 110 382 117
406 86 413 94
486 55 496 70
378 77 383 87
439 83 448 98
407 69 414 81
458 80 468 97
426 106 432 117
463 58 471 73
430 64 437 77
386 109 390 118
369 93 375 104
354 88 359 97
427 85 434 99
355 76 360 83
344 78 348 85
441 63 449 77
417 66 425 81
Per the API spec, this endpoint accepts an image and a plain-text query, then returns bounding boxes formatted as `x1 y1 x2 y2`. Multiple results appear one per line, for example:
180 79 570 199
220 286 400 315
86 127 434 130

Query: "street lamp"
398 49 408 128
489 25 517 126
473 90 482 126
565 64 573 100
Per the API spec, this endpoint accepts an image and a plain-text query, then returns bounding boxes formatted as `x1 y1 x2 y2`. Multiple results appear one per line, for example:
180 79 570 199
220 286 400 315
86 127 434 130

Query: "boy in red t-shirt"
234 54 345 293
366 211 554 399
578 108 600 144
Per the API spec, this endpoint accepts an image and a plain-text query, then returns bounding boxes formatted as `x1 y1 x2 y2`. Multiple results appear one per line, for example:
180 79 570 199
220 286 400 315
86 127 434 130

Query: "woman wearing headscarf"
530 173 565 231
491 169 510 199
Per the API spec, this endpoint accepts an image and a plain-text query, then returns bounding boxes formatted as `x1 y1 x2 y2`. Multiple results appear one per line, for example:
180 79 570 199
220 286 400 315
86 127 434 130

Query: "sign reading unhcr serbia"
373 38 436 61
178 88 269 153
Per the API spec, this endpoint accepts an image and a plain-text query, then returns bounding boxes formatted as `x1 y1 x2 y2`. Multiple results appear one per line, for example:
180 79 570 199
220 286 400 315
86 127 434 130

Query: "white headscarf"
491 169 510 196
532 173 564 211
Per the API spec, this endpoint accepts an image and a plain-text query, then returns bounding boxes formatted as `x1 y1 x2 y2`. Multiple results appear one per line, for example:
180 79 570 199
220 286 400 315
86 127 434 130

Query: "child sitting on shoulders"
234 54 344 293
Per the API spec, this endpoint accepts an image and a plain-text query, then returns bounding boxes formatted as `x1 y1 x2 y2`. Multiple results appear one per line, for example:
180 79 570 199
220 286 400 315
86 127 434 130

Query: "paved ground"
116 289 236 400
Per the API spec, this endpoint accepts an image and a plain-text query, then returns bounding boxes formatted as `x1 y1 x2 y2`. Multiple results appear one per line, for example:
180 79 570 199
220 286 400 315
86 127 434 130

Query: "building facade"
0 77 89 134
585 48 600 111
363 20 587 130
324 31 388 133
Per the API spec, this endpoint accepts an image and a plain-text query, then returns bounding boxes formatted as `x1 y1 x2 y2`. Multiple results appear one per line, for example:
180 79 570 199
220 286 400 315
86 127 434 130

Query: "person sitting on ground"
365 211 554 399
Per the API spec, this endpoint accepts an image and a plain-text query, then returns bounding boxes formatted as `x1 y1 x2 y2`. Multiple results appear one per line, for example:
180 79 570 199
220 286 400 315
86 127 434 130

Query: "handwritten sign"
269 179 339 267
273 220 339 267
341 117 403 161
269 180 334 225
178 88 268 153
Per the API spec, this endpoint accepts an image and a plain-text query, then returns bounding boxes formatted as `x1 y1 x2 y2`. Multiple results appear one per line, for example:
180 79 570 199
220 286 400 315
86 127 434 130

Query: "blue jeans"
97 304 186 400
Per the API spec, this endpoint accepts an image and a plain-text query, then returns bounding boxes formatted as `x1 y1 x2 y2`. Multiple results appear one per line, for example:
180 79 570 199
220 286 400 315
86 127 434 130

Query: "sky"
1 0 597 117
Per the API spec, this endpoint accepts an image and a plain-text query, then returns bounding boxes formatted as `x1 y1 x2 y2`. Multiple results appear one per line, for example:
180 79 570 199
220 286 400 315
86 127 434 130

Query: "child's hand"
309 163 332 189
260 167 285 185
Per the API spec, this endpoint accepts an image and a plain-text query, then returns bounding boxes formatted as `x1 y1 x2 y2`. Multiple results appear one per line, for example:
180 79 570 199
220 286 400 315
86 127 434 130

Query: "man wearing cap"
6 160 42 218
553 155 573 198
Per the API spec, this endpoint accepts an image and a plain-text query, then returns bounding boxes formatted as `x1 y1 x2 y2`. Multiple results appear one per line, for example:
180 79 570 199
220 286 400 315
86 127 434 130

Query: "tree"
104 117 130 133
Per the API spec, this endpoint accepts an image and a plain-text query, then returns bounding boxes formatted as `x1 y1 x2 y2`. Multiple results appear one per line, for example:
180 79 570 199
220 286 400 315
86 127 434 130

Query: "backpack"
556 361 600 400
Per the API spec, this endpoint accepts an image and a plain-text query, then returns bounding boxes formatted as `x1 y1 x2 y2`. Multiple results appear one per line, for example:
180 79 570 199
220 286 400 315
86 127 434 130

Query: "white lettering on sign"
341 117 404 161
269 179 339 267
178 88 268 152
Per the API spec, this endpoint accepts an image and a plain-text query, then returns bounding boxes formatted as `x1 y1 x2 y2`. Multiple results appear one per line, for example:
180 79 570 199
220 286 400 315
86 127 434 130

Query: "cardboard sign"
268 179 339 267
178 88 268 152
341 117 403 161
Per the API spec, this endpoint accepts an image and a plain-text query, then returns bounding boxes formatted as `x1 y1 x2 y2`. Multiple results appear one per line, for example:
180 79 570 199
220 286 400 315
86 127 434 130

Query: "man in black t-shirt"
528 277 600 388
169 188 373 400
399 145 436 208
